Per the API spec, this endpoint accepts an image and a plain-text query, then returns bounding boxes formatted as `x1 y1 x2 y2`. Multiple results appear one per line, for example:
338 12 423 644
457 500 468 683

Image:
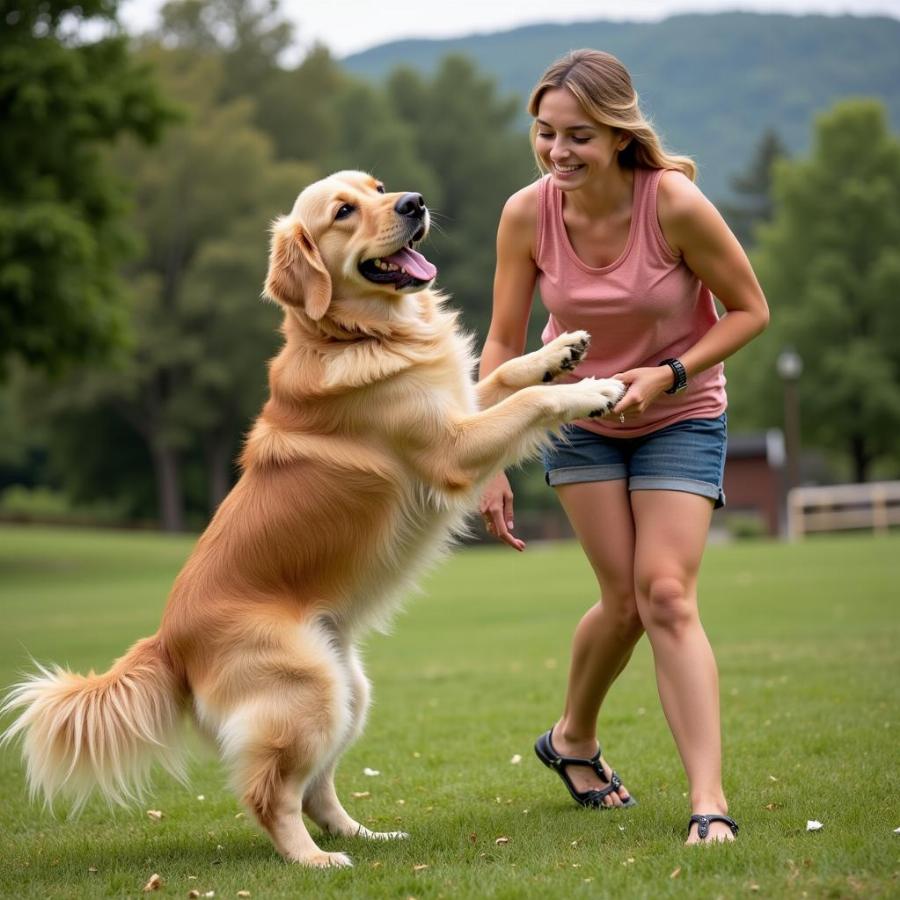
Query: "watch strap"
660 357 687 394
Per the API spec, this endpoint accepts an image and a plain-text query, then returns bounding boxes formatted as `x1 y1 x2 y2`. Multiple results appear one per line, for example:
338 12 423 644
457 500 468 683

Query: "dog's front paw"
556 377 626 420
586 378 627 417
540 331 591 383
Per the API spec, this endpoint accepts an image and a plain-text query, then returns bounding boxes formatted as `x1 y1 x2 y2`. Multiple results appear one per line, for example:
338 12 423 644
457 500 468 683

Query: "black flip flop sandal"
534 728 637 809
688 813 739 840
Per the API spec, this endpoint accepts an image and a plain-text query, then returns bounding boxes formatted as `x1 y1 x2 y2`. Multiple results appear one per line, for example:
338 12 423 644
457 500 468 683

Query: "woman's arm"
478 184 540 550
480 185 540 377
613 171 770 415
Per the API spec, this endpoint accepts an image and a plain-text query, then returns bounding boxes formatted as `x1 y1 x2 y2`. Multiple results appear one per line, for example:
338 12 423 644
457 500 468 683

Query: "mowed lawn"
0 525 897 899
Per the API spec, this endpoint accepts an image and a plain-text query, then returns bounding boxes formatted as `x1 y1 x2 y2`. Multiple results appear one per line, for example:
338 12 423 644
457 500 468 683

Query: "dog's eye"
335 203 356 221
375 184 385 194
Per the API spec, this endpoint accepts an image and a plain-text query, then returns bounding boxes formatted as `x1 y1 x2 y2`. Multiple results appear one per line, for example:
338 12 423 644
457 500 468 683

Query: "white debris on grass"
510 754 522 765
363 767 381 776
806 820 824 831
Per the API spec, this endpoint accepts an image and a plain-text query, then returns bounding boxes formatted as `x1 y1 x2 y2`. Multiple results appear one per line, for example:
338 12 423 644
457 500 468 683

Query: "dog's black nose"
395 193 425 218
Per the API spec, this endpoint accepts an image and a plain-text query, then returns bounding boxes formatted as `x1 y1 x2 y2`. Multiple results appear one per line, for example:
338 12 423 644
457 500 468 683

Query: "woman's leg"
630 489 733 842
551 479 645 806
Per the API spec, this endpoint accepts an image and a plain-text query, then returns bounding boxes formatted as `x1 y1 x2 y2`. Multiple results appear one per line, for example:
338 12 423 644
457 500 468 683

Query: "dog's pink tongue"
384 247 437 281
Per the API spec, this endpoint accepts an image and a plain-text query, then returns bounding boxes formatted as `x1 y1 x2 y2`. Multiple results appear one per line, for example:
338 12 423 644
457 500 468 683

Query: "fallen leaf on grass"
146 810 164 821
188 892 200 899
495 837 510 845
768 775 778 782
351 791 370 799
894 827 900 834
469 833 477 844
142 873 162 892
765 803 780 811
806 820 824 831
670 867 681 879
237 892 251 898
234 812 244 819
196 794 205 801
203 892 215 898
749 883 760 892
88 866 98 874
510 754 522 765
413 864 429 872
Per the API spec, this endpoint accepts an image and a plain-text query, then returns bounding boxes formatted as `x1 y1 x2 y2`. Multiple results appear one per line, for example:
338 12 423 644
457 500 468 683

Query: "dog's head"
264 170 438 320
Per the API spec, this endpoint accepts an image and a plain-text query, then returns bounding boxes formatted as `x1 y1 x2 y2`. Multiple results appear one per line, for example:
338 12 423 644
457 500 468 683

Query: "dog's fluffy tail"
1 635 187 812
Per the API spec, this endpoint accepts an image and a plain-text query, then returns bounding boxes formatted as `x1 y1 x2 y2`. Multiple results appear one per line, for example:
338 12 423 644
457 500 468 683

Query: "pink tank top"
537 167 726 437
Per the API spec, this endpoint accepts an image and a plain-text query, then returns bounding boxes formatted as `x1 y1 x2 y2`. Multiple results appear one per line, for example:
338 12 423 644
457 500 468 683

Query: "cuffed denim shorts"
543 414 727 508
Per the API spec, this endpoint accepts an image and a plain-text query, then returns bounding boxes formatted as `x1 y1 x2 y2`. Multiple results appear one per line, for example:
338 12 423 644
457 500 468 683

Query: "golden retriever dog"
2 171 625 867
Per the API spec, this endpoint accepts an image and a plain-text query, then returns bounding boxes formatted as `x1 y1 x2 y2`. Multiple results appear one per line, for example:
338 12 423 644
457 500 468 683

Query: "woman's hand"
612 365 675 417
479 472 526 552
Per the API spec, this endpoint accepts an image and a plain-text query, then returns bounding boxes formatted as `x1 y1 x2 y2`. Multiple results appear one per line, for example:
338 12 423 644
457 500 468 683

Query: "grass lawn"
0 524 897 898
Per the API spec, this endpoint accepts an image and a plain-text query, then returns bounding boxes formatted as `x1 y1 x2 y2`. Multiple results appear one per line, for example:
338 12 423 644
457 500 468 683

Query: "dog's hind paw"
294 850 353 868
356 826 409 841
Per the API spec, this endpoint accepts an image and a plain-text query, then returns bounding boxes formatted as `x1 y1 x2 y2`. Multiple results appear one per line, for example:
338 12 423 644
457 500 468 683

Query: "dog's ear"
264 217 332 320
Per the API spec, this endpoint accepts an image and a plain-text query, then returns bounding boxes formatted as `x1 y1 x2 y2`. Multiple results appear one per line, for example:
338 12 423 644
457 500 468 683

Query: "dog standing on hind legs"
2 171 625 867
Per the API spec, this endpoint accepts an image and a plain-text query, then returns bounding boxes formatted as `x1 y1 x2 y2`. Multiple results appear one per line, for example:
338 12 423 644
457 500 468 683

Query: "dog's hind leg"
212 626 355 867
303 647 407 841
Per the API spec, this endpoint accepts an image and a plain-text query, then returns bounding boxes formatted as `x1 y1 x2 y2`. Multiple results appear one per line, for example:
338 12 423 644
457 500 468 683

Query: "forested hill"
342 12 900 202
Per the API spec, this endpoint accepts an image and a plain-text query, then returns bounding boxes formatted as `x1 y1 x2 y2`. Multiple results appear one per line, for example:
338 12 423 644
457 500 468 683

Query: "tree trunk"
206 431 236 516
151 441 186 532
850 433 870 484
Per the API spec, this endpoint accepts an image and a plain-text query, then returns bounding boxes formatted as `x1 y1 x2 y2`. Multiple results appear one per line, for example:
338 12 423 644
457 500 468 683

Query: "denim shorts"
542 414 728 508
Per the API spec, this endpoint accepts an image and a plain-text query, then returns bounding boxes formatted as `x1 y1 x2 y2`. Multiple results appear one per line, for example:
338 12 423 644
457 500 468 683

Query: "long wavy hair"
527 49 696 181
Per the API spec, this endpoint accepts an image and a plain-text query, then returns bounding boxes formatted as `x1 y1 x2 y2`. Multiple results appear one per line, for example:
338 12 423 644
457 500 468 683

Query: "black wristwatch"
660 357 688 394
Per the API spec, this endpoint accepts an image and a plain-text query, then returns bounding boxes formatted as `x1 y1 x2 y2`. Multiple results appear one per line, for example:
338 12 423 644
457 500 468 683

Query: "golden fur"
2 171 625 867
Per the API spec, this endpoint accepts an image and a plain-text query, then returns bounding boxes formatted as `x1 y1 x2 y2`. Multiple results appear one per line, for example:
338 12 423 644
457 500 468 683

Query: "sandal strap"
544 731 610 783
689 813 739 840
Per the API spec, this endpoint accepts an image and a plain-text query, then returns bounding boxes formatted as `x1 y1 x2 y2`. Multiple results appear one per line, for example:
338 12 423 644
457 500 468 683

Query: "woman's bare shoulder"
502 179 541 228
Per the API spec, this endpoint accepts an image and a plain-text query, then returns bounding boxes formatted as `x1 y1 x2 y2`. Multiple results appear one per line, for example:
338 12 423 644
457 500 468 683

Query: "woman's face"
534 88 630 190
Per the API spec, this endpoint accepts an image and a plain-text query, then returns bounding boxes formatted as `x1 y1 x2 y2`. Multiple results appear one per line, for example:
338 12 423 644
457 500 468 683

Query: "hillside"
343 12 900 201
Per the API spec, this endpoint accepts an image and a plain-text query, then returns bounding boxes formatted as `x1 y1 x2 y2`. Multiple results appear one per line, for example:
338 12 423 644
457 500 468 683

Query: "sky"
119 0 900 57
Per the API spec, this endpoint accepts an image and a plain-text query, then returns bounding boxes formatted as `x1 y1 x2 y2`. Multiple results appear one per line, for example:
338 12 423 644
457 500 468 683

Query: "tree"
748 99 900 482
35 47 314 531
0 0 174 376
721 129 788 249
386 57 535 338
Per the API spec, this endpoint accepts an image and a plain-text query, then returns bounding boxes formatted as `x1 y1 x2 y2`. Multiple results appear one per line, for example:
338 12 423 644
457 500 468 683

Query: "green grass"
0 525 897 898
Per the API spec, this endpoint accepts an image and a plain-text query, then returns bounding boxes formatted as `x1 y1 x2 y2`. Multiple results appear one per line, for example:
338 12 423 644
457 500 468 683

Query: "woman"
479 50 769 843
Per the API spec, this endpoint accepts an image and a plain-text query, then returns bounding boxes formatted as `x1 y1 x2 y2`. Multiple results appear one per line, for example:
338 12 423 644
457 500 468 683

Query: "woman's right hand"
479 472 525 552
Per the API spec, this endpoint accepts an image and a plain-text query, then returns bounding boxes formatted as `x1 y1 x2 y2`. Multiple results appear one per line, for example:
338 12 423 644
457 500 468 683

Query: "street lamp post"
777 348 803 495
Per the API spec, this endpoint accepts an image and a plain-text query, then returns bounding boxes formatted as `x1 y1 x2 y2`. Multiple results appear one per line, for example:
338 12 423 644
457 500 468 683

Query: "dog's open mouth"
359 242 437 291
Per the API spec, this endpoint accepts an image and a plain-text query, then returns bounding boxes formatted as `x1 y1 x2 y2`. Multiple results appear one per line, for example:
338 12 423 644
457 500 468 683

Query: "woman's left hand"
611 365 675 418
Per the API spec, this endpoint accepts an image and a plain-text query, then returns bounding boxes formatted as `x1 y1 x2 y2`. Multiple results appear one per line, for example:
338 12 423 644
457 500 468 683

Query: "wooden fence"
787 481 900 539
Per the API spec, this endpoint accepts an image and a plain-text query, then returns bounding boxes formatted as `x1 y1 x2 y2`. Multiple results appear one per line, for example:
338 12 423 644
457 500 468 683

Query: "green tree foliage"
0 0 545 530
730 100 900 482
157 0 292 97
35 47 313 531
721 129 788 249
0 0 174 375
386 57 535 337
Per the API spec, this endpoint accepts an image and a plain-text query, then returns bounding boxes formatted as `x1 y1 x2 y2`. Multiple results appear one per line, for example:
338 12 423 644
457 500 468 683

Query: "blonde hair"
528 49 696 181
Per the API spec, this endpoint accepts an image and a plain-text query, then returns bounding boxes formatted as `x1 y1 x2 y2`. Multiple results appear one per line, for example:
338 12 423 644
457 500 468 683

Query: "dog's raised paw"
541 331 592 382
